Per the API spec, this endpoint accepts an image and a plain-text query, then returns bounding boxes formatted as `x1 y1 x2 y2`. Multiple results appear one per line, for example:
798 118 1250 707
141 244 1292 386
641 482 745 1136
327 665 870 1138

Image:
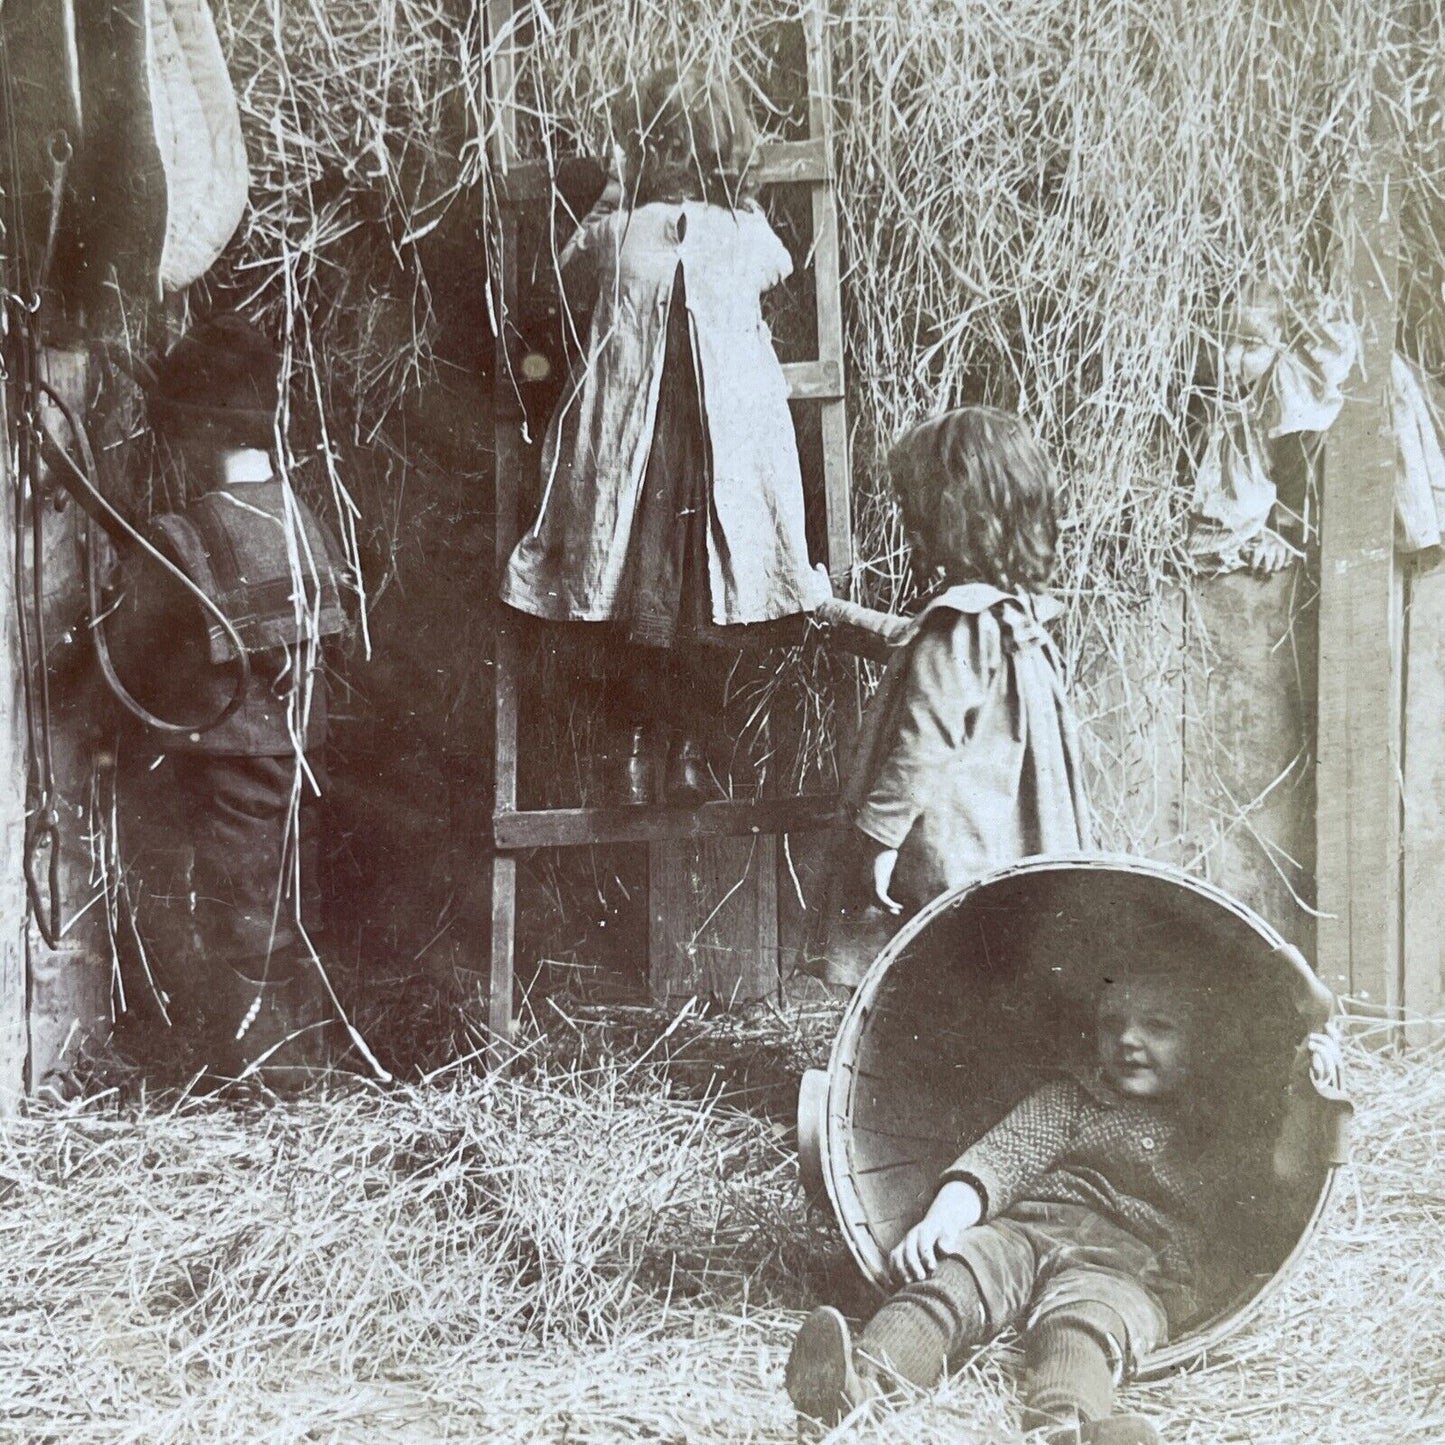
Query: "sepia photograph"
0 1 1439 1440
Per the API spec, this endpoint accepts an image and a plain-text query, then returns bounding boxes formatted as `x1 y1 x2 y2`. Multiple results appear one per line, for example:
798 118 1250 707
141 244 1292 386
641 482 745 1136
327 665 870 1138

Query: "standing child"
500 66 826 800
812 407 1092 980
787 969 1239 1445
106 315 348 1083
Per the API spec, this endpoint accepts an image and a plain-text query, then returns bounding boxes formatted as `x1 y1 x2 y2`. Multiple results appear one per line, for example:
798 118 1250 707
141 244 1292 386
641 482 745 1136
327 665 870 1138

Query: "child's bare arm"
889 1179 983 1283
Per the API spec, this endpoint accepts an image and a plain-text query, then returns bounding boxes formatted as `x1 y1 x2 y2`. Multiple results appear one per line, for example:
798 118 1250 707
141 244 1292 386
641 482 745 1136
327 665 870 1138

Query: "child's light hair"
887 406 1058 592
616 66 760 208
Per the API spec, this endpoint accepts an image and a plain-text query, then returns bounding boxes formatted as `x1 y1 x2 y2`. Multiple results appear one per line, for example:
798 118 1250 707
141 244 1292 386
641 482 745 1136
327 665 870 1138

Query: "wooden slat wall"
649 835 778 1004
1314 143 1402 1012
1181 570 1318 959
1402 564 1445 1043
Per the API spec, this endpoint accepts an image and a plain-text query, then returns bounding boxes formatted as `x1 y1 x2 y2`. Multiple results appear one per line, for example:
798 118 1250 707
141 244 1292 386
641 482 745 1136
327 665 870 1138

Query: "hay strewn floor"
1 1018 1441 1444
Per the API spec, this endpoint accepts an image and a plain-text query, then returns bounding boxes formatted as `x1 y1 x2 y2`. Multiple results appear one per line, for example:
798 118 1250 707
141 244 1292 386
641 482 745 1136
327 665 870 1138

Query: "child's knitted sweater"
940 1074 1218 1291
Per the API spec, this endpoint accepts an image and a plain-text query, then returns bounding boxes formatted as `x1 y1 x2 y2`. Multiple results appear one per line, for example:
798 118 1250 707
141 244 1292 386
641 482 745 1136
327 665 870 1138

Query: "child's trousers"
858 1259 1116 1427
857 1207 1173 1429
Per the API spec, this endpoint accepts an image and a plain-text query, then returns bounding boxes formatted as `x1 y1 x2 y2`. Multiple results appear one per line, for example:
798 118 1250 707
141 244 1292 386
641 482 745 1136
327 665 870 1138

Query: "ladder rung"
783 358 844 401
754 137 829 185
495 138 829 207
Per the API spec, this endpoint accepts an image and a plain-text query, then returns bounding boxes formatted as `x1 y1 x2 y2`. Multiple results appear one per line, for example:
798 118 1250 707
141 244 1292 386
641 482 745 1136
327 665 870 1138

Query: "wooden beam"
494 794 838 850
1315 133 1402 1012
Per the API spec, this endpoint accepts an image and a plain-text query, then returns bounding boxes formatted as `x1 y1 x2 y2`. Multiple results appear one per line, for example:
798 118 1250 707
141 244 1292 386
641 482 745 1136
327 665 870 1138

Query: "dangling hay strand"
0 1024 1440 1441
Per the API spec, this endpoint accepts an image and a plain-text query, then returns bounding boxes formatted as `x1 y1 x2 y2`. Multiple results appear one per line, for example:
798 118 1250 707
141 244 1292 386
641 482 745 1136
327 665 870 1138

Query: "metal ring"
46 129 73 167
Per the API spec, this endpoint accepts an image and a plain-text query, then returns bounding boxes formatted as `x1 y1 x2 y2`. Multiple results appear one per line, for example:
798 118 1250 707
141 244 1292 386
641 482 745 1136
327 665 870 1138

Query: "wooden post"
486 0 521 1065
1402 563 1445 1044
1315 138 1402 1013
25 348 111 1091
0 384 30 1111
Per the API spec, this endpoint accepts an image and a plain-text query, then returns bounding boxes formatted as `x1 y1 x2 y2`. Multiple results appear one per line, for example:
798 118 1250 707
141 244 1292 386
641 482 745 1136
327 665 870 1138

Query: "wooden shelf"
494 794 839 850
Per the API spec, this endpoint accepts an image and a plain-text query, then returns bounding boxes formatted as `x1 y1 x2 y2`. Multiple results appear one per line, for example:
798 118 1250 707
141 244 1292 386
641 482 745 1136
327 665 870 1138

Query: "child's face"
1095 978 1194 1101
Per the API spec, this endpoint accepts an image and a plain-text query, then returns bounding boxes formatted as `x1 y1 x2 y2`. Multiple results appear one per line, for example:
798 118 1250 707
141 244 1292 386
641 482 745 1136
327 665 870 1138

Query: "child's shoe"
785 1306 874 1427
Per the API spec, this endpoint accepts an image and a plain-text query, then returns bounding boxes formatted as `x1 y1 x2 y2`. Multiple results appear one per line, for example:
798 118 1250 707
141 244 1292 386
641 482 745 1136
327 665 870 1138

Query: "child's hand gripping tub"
793 855 1348 1444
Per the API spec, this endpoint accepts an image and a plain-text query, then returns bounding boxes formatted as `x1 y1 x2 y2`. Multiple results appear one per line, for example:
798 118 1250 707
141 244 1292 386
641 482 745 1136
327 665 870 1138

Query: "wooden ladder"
484 3 850 1059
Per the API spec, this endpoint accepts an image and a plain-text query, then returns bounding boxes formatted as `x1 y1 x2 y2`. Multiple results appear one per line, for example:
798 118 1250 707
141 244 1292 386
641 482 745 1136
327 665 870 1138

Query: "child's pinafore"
809 584 1095 987
500 199 825 637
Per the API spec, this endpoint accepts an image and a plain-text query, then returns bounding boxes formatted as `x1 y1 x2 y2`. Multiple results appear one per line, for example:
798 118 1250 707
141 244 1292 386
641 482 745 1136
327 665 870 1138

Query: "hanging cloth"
143 0 250 293
1390 354 1445 565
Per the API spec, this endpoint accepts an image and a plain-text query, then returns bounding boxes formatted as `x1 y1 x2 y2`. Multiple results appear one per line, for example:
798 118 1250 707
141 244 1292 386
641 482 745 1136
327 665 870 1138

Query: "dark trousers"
119 746 332 1077
171 751 324 979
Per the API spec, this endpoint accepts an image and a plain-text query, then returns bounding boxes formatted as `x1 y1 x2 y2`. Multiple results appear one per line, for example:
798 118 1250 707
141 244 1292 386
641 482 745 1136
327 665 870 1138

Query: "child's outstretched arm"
813 583 913 662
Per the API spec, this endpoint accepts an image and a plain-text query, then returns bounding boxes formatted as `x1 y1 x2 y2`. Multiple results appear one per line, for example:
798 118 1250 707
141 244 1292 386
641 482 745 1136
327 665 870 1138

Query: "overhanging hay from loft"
485 0 1427 850
198 0 1445 936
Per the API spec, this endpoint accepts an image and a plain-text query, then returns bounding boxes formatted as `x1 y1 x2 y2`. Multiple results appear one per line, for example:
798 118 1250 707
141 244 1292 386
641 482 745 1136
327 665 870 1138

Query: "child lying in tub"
786 969 1265 1445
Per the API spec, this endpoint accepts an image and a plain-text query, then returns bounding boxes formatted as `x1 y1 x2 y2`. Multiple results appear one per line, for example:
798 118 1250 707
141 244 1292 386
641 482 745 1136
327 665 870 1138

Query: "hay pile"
0 1023 1440 1442
492 0 1444 840
205 0 1445 846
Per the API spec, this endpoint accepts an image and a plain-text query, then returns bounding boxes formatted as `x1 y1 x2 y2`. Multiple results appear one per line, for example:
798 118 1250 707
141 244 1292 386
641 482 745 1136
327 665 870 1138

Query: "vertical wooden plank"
1402 564 1445 1043
1182 569 1318 958
1315 137 1402 1012
486 0 522 1064
0 386 27 1111
23 348 111 1092
650 835 778 1004
803 1 852 579
488 853 517 1050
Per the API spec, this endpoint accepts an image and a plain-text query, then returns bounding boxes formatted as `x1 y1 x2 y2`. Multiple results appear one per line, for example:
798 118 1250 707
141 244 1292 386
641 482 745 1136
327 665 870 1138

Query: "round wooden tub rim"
810 851 1342 1380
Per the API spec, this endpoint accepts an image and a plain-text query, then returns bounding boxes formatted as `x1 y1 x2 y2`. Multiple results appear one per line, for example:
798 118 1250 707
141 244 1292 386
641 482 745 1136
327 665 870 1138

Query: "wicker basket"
797 854 1349 1378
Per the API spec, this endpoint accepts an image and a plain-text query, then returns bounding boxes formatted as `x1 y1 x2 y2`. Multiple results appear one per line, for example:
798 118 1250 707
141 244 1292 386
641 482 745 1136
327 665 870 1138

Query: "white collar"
218 449 275 485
